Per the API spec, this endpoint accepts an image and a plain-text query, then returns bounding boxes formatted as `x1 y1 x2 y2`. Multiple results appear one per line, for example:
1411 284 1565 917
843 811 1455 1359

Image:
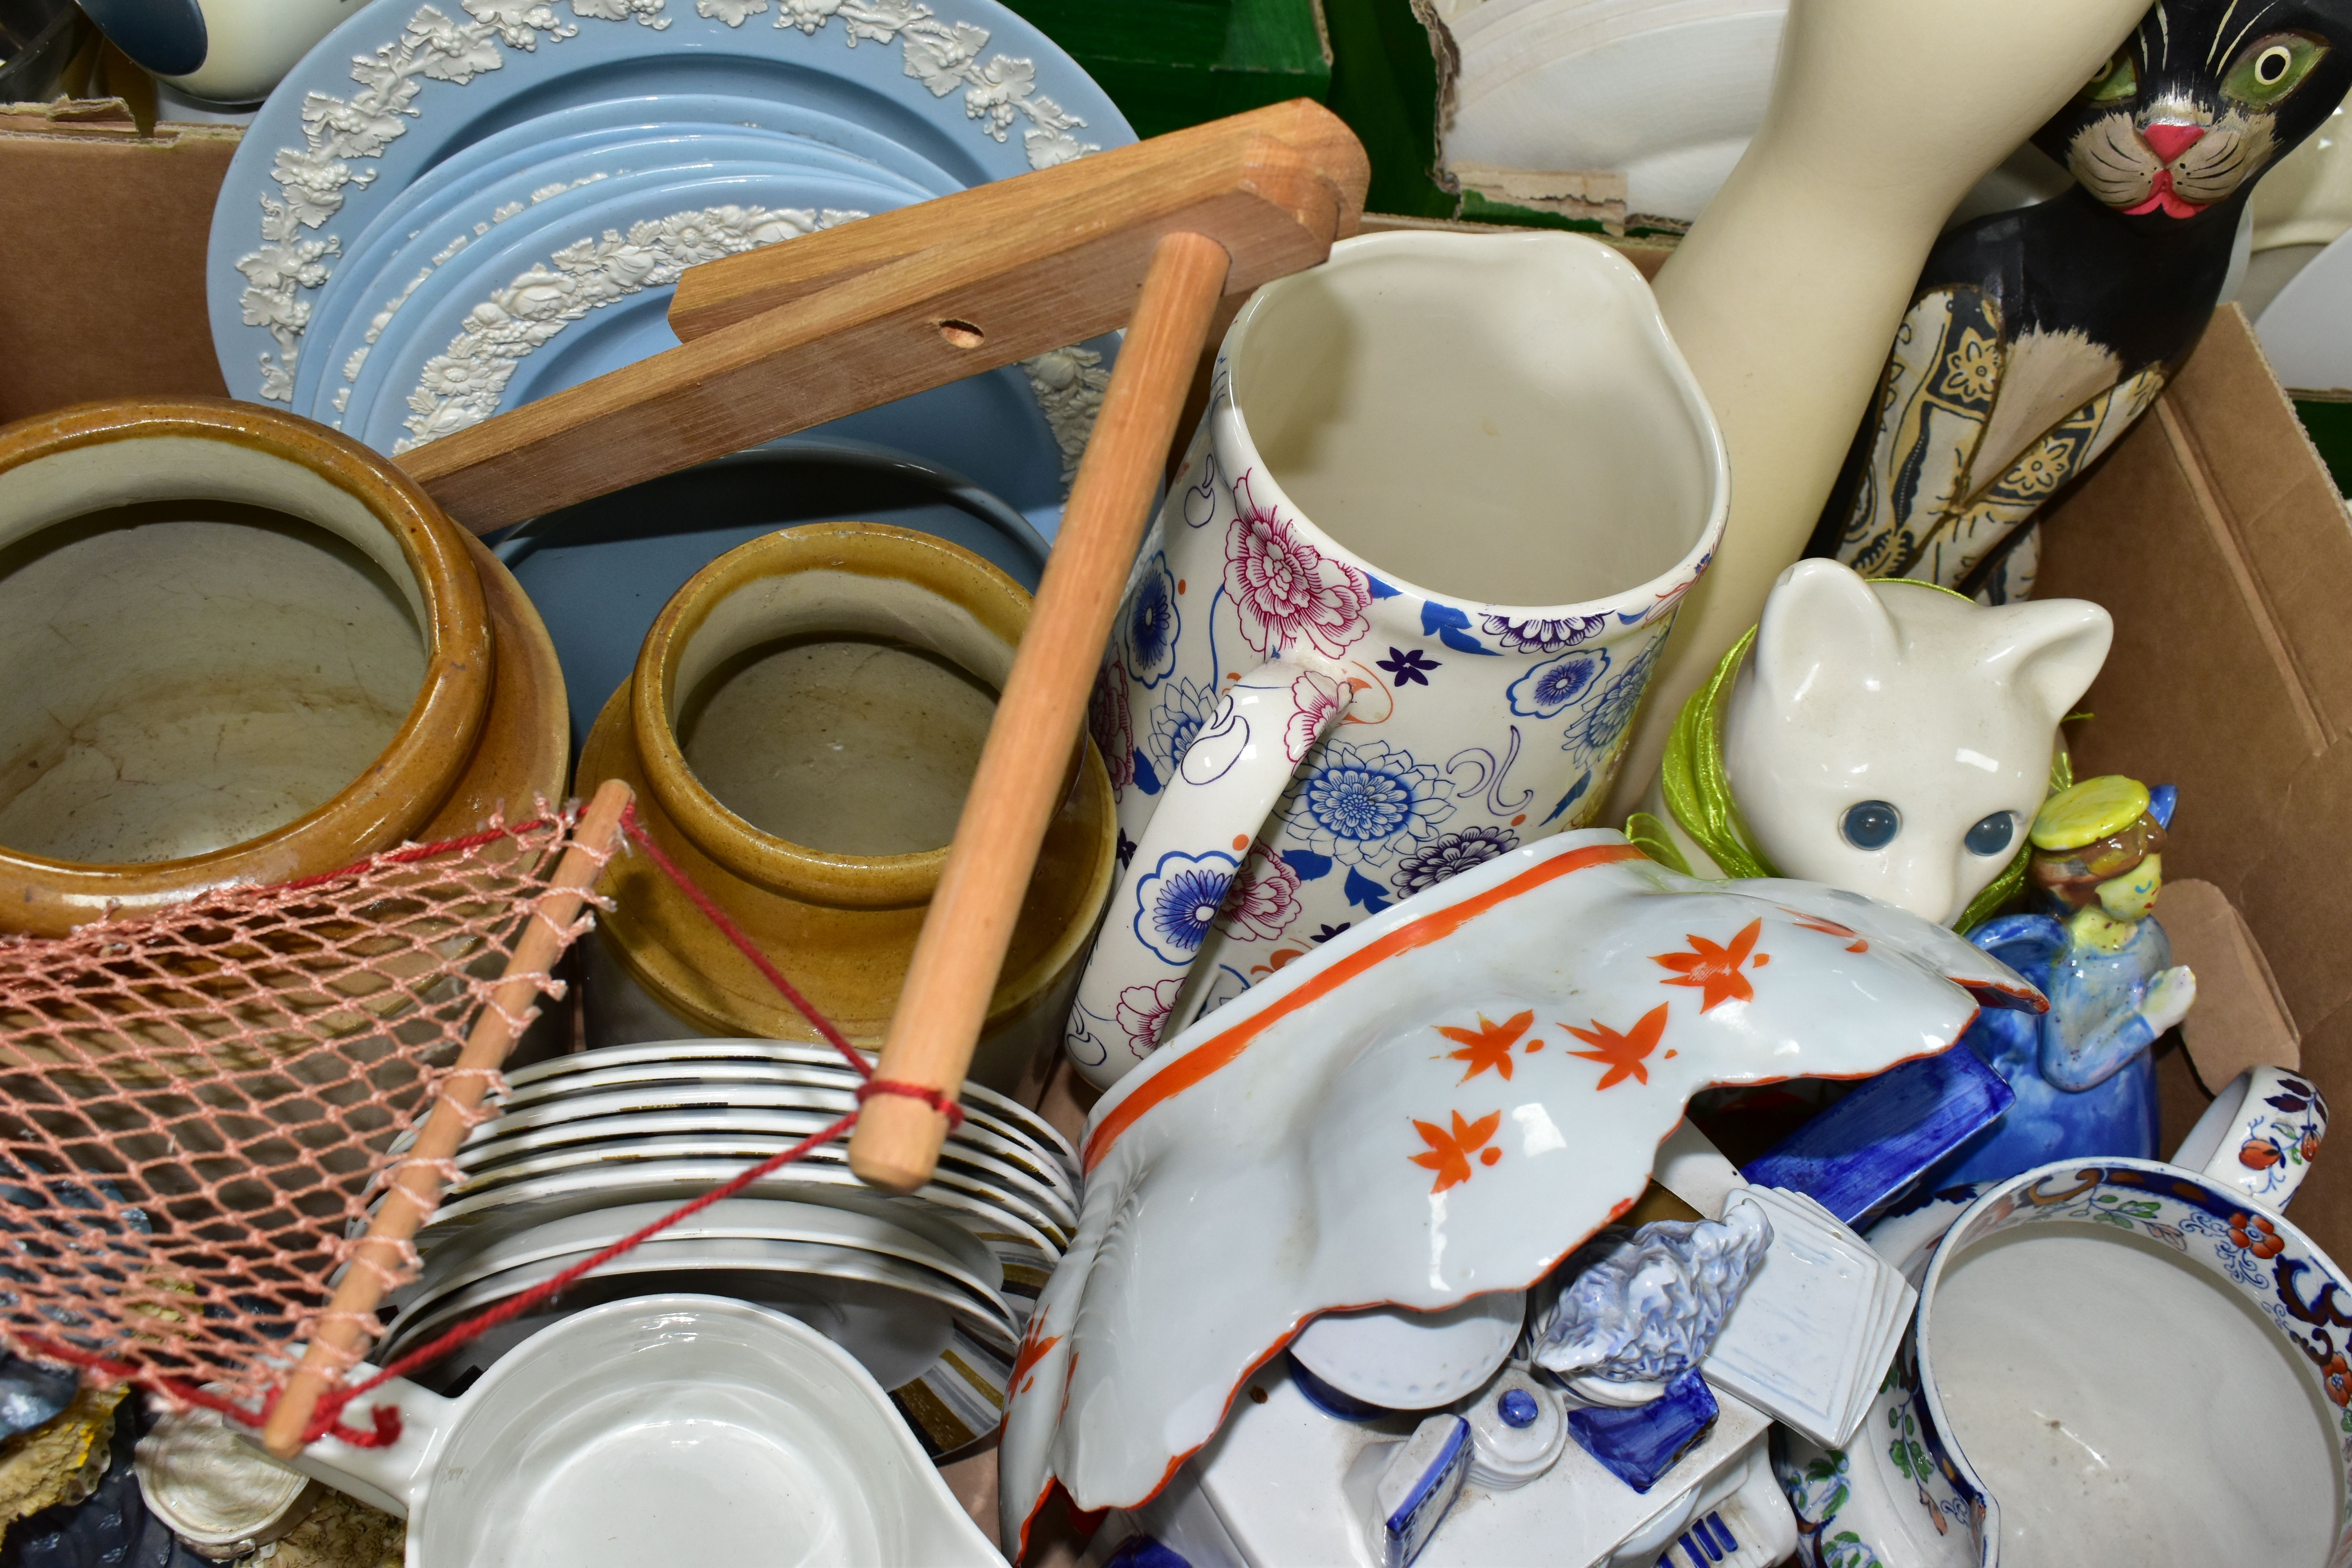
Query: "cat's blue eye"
1841 800 1901 850
1965 811 2017 857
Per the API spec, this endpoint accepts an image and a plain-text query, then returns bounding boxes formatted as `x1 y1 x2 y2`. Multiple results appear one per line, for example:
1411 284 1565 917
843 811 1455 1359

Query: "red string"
243 798 967 1445
617 805 872 1076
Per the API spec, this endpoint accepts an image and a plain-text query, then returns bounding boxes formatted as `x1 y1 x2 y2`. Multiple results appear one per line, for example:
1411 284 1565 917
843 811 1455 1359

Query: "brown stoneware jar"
0 399 567 936
577 521 1117 1094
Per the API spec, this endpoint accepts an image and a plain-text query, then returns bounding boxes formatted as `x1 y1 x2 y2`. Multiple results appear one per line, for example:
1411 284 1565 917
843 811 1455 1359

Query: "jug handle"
2171 1063 2330 1213
1061 659 1353 1091
245 1376 453 1519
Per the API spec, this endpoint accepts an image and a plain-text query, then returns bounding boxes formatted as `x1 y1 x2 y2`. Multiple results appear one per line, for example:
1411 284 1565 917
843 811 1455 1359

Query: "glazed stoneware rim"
0 398 492 927
1214 227 1732 626
633 520 1039 911
1911 1155 2352 1564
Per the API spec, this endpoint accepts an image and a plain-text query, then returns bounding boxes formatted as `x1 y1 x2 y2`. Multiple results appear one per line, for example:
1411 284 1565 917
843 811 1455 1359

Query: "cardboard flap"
2163 877 2300 1089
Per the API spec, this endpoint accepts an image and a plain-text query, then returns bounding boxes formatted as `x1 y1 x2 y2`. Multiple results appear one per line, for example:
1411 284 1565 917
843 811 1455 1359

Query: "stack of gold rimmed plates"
379 1040 1078 1458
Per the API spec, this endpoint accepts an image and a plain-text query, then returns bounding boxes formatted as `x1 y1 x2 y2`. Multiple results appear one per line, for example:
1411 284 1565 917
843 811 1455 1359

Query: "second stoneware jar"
0 399 567 936
577 522 1116 1095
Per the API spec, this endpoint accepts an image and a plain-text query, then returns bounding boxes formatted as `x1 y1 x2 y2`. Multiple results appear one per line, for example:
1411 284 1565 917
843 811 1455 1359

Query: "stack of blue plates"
205 0 1132 544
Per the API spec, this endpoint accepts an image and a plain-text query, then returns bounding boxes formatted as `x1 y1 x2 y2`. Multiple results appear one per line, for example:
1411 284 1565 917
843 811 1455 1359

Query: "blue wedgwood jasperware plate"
291 89 965 374
289 116 946 414
209 0 1131 407
325 162 921 447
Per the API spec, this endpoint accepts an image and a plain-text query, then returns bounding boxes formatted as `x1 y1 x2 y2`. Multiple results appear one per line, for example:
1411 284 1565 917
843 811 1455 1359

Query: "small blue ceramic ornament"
1938 775 2194 1185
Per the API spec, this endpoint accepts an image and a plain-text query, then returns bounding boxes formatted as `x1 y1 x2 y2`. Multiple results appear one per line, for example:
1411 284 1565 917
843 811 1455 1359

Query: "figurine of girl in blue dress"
1938 775 2196 1185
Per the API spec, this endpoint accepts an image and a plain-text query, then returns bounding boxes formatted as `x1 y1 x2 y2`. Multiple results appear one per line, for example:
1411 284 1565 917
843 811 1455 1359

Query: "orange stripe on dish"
1084 842 1647 1171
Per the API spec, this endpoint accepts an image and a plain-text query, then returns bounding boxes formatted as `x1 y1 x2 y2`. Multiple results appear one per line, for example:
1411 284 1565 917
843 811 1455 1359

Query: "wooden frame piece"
398 100 1365 534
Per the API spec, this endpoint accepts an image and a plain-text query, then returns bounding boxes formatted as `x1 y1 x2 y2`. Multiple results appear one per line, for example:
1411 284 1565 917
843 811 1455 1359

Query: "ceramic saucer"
417 1156 1067 1259
503 1038 1075 1166
456 1105 1073 1207
1289 1291 1529 1411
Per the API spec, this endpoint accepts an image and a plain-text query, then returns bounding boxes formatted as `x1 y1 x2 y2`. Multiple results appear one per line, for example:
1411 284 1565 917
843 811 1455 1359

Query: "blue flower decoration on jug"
1392 824 1519 895
1132 849 1239 964
1482 612 1609 653
1377 646 1441 688
1508 648 1610 718
1279 738 1453 867
1144 677 1221 786
1568 637 1662 756
1181 450 1222 529
1126 552 1180 688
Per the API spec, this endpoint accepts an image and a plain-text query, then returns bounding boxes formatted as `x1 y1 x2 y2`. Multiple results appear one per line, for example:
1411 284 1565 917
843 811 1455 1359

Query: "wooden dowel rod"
849 230 1233 1192
263 779 635 1457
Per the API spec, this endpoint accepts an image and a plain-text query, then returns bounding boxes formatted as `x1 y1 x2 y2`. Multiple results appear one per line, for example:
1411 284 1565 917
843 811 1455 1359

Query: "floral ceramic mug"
1067 230 1729 1089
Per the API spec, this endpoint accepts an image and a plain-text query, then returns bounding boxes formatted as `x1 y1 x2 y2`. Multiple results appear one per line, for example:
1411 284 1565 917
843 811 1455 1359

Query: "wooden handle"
263 780 634 1457
848 231 1233 1192
396 103 1363 533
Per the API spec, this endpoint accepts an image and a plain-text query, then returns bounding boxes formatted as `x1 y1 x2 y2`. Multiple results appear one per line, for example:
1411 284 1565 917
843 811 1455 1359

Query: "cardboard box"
5 107 2352 1551
2035 300 2352 1265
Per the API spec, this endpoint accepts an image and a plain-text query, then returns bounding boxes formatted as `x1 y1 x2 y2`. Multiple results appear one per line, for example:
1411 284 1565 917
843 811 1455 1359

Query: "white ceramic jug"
1068 229 1728 1090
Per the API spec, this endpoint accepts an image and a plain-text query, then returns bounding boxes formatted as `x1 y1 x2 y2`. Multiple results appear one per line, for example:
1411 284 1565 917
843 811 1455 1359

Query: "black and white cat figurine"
1813 0 2352 601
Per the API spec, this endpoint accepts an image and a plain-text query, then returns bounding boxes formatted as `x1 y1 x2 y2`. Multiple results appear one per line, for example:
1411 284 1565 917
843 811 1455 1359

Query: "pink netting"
0 798 965 1450
0 810 595 1412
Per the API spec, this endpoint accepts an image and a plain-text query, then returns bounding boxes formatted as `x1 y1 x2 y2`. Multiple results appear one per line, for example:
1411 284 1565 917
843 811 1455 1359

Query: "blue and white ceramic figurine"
1531 1206 1773 1399
1936 774 2195 1186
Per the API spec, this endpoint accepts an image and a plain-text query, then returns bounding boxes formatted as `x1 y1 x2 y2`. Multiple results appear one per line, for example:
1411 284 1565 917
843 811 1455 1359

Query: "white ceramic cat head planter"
1633 561 2111 928
999 827 2041 1550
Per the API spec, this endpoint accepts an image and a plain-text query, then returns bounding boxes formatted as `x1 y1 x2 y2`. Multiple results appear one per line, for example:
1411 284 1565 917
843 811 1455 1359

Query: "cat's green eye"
2223 33 2328 105
2085 49 2137 103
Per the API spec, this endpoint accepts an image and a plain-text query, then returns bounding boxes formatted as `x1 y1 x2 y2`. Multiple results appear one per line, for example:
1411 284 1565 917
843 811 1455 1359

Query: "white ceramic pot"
1781 1068 2343 1568
1068 229 1728 1089
270 1294 1004 1568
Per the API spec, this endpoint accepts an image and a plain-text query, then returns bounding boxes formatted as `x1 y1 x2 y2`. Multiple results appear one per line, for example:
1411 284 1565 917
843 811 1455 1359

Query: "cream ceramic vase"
1609 0 2151 818
0 399 566 936
577 521 1117 1095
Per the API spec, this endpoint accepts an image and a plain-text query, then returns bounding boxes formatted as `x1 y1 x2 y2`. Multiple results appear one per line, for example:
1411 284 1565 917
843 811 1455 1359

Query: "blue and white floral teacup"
1779 1127 2350 1568
1067 229 1728 1089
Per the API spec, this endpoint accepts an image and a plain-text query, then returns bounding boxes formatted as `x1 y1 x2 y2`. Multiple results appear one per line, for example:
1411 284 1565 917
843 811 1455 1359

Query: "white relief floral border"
234 0 1098 404
388 201 1111 497
391 202 863 451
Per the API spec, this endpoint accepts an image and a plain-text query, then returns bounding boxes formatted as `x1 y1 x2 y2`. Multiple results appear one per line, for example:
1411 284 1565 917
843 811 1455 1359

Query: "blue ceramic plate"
333 148 1103 530
292 119 944 416
209 0 1131 407
493 436 1050 748
300 87 966 356
341 163 920 451
310 152 927 434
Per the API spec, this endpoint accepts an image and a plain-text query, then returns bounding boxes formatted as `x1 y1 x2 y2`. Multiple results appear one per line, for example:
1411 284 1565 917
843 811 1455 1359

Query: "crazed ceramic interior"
0 399 569 935
1228 230 1719 609
1785 1160 2352 1567
581 522 1116 1088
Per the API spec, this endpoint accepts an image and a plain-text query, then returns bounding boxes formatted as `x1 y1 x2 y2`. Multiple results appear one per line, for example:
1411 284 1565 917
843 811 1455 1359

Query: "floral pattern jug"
1069 231 1730 1089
